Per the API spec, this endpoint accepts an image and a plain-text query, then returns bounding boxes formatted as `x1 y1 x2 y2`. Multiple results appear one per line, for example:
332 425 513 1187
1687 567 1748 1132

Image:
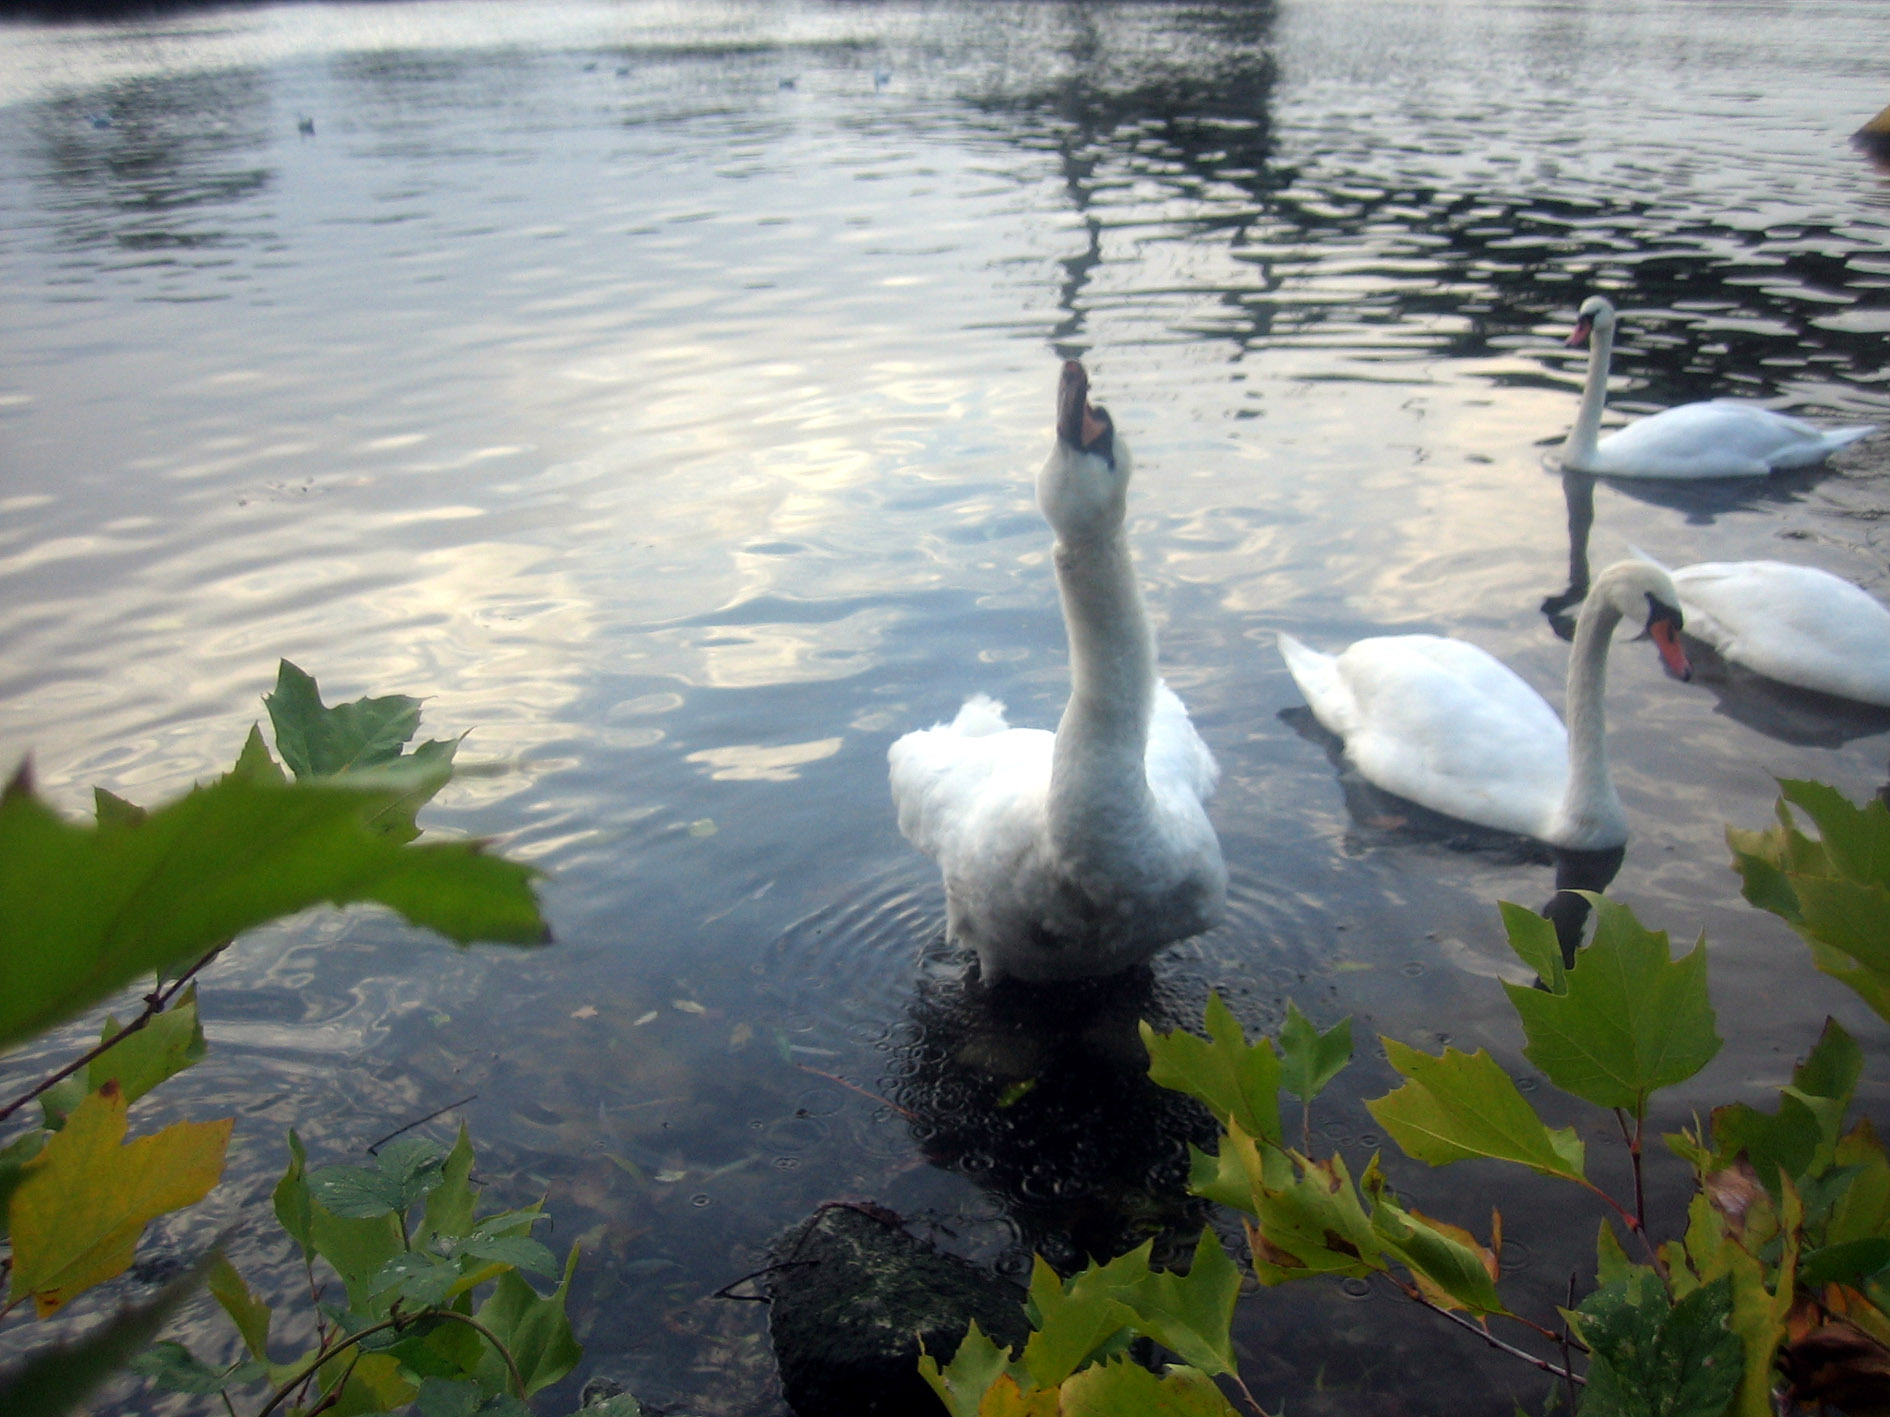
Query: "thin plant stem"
793 1063 917 1120
0 943 227 1124
255 1309 526 1416
1228 1367 1272 1417
1405 1284 1586 1387
1562 1272 1579 1414
366 1095 478 1155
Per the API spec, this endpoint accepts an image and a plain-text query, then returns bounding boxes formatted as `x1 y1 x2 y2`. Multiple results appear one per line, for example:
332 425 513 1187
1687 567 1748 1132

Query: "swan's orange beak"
1650 617 1691 681
1566 316 1593 349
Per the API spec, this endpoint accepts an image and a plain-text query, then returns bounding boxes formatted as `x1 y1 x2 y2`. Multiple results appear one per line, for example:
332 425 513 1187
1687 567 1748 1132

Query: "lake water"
3 1 1889 1412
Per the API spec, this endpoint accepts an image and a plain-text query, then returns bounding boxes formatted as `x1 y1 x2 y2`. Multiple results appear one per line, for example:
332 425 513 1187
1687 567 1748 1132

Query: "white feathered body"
889 684 1224 982
1670 560 1890 705
1278 631 1576 843
1583 400 1874 479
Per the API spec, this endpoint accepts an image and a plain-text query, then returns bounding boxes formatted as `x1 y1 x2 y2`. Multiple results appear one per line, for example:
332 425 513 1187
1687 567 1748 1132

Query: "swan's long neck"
1552 591 1626 845
1562 321 1613 471
1048 527 1156 838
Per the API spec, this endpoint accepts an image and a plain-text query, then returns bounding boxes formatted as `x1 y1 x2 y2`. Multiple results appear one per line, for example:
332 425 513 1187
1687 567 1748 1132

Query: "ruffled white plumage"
888 362 1225 982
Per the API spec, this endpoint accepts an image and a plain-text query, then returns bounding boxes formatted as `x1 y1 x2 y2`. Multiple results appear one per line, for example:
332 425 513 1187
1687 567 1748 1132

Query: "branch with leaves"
0 662 588 1417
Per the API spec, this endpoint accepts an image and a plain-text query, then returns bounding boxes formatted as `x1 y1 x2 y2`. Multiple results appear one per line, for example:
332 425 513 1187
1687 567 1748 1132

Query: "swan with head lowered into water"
1560 295 1875 479
1639 554 1890 708
1278 560 1693 851
888 361 1227 984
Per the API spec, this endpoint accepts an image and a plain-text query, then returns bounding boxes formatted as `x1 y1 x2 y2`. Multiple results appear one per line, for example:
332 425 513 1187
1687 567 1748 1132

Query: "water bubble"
690 1193 711 1208
1340 1276 1373 1301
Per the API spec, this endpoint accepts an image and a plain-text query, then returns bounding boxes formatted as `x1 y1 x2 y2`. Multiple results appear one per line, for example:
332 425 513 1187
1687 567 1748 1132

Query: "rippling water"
3 2 1889 1412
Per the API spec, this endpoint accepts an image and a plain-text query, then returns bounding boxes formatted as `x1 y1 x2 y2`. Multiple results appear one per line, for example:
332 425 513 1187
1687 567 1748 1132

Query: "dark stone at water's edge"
762 1202 1030 1416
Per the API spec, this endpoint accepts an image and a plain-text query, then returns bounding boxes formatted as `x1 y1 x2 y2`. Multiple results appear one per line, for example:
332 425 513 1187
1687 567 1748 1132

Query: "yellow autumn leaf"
8 1081 232 1316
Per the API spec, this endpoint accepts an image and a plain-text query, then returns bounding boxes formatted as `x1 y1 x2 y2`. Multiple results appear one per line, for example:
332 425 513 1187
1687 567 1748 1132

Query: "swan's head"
1038 360 1133 543
1592 558 1691 681
1567 294 1618 349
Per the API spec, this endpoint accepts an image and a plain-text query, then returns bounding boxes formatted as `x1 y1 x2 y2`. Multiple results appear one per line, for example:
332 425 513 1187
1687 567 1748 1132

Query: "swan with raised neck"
1278 559 1692 851
1561 295 1874 478
888 361 1226 983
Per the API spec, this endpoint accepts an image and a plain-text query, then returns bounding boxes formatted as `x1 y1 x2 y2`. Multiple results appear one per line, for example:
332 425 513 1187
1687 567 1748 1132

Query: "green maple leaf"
1367 1039 1585 1182
1502 896 1720 1119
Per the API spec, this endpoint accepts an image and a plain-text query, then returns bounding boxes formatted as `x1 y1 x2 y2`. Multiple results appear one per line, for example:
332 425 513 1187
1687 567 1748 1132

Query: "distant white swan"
1278 560 1692 851
1560 295 1874 478
1648 556 1890 707
888 361 1226 983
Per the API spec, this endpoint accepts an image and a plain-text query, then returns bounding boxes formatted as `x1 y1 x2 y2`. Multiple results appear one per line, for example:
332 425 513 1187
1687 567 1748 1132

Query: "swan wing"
1144 681 1220 804
1674 561 1890 705
1593 401 1869 478
1328 635 1568 838
888 696 1053 865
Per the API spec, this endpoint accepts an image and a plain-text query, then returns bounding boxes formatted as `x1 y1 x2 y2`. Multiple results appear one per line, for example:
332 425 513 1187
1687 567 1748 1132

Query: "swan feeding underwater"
1560 295 1875 478
1650 557 1890 707
888 361 1227 984
1278 560 1693 851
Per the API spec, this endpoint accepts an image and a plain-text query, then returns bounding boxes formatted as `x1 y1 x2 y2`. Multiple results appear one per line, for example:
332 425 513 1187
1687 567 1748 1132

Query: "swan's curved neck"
1563 322 1613 470
1555 592 1626 842
1049 526 1155 821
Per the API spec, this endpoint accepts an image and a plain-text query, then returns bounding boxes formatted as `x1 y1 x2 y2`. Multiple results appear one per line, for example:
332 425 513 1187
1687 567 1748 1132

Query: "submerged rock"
762 1202 1029 1416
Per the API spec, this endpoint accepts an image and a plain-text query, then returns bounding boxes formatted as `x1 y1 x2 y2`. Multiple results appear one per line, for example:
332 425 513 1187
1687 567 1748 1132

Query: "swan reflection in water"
888 945 1223 1273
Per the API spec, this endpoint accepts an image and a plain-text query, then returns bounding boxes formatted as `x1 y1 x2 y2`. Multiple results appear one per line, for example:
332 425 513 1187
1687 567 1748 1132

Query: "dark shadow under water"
889 941 1219 1273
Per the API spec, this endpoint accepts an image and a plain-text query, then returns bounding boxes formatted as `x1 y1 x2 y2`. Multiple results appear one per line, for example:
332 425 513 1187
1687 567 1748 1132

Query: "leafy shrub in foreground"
0 662 620 1417
929 780 1890 1417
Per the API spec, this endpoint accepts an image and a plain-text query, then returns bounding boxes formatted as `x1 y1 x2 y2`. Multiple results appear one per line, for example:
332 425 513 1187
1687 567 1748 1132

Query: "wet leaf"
265 659 420 778
0 765 545 1052
311 1137 448 1219
1141 992 1283 1144
1278 1001 1352 1104
1124 1230 1242 1375
1501 897 1719 1119
457 1234 558 1278
473 1244 582 1395
1371 1200 1508 1315
1500 899 1567 990
273 1129 315 1262
1709 1018 1860 1192
1059 1356 1241 1414
1730 782 1890 1024
919 1318 1024 1417
72 985 209 1123
415 1376 533 1416
1784 1320 1890 1411
206 1253 272 1360
1247 1151 1382 1285
1575 1273 1740 1417
1366 1039 1586 1182
417 1124 479 1248
1021 1255 1137 1388
7 1083 231 1316
129 1341 265 1395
